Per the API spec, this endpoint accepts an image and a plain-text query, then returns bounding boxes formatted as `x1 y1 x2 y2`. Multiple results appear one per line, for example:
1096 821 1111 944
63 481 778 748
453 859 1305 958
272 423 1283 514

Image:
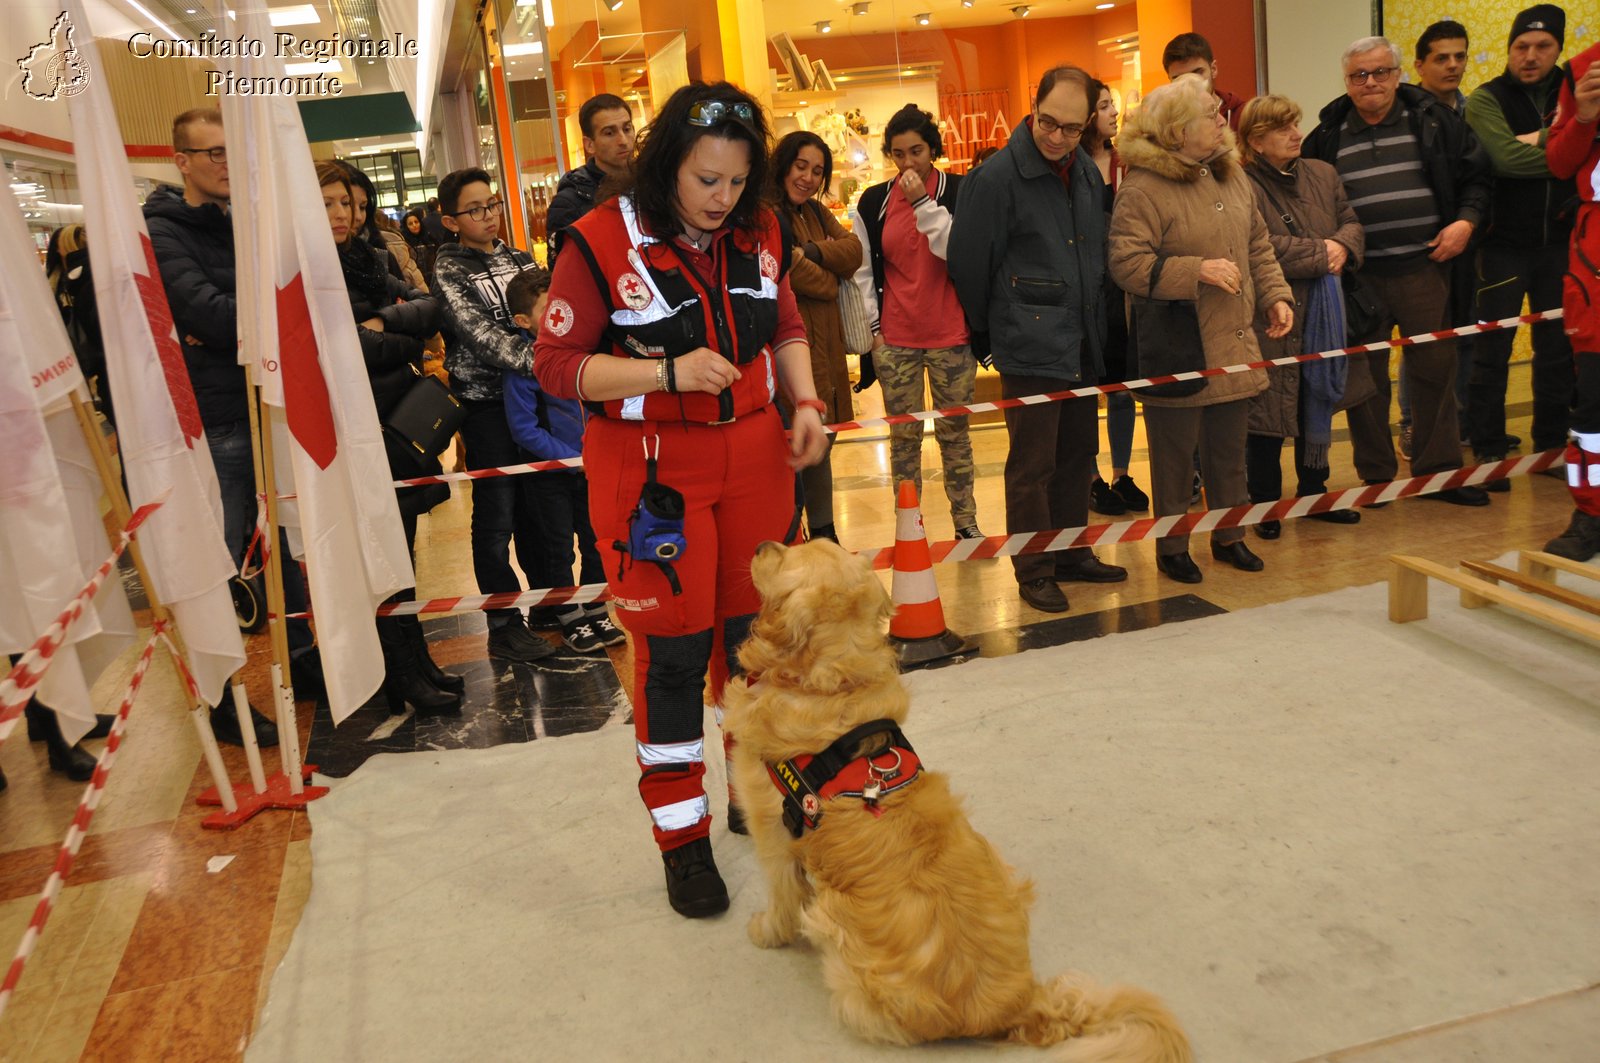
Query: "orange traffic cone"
888 480 974 668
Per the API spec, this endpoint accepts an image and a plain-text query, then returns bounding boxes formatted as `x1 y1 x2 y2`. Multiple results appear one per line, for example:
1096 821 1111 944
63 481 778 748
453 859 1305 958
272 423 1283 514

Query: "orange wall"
1136 0 1193 93
1193 0 1259 98
788 6 1140 117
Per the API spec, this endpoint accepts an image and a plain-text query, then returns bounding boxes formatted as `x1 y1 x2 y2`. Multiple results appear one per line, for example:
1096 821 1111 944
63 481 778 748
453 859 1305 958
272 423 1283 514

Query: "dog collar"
766 719 922 838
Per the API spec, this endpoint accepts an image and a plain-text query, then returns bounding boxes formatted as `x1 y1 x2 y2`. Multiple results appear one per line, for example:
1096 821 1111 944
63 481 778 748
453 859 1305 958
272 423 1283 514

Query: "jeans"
205 420 312 657
459 400 547 630
523 463 605 601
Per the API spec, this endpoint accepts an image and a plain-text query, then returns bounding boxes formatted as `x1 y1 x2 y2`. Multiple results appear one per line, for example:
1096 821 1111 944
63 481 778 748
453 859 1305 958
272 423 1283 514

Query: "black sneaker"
561 616 605 654
1089 478 1127 516
488 621 557 664
954 524 984 540
592 614 627 647
1110 474 1150 512
662 837 730 918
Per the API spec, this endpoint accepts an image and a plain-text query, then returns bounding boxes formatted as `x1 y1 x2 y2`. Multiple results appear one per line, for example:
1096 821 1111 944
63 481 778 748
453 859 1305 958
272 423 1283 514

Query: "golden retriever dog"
722 539 1192 1062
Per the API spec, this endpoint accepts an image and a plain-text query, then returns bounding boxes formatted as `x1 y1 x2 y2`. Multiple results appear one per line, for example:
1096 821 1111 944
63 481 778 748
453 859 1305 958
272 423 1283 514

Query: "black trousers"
1469 241 1576 454
1000 373 1098 582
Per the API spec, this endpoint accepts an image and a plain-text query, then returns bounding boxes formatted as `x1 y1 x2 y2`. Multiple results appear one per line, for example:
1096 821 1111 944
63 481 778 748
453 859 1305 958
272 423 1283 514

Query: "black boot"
661 836 729 918
29 711 115 741
209 688 280 748
1545 509 1600 562
379 617 460 716
24 701 97 782
403 616 464 694
288 646 327 702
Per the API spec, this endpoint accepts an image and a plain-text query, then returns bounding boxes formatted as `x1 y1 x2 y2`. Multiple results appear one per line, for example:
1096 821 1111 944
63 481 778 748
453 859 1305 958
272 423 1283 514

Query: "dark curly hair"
766 130 832 206
881 103 942 160
603 81 770 239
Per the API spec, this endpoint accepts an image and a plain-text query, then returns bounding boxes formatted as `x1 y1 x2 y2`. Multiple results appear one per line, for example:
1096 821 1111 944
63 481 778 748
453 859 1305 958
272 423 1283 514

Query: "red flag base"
197 767 329 830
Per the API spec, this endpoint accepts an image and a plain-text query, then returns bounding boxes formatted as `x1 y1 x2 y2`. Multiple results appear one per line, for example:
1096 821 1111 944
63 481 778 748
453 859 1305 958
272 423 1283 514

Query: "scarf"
1299 273 1348 469
337 236 389 312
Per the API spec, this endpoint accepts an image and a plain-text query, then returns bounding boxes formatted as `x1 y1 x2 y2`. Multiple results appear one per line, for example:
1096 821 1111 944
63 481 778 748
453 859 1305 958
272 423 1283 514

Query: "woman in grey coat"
1237 95 1368 539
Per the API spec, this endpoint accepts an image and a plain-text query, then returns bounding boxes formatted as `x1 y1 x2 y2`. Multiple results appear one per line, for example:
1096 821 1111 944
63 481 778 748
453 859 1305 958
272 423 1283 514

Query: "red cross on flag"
223 1 412 724
0 196 137 746
61 0 244 707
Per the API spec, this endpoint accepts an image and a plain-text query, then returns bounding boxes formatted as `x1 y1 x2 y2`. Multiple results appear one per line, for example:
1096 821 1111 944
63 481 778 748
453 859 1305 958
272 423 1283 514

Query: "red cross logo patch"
759 249 779 280
616 272 652 311
545 297 574 337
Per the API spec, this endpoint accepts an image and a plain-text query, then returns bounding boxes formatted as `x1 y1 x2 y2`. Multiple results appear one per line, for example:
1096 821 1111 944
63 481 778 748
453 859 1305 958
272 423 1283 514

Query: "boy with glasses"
433 167 557 665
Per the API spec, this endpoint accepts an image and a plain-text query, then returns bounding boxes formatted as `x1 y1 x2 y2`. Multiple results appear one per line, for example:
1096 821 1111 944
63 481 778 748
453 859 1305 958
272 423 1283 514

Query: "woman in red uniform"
535 82 827 918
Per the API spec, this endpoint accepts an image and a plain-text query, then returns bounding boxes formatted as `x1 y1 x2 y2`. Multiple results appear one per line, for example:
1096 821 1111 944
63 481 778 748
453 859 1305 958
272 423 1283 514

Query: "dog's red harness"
764 719 923 838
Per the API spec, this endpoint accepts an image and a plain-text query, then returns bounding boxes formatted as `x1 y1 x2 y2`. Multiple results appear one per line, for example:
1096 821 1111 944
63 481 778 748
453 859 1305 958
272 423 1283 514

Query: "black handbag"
1127 255 1206 399
383 367 466 461
1341 270 1384 342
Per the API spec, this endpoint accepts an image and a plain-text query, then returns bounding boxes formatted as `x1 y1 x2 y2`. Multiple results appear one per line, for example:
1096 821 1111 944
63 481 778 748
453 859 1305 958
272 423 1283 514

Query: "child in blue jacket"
504 266 621 653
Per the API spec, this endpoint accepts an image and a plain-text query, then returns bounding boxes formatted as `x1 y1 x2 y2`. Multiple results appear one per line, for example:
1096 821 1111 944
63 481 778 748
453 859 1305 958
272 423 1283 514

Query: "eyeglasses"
1035 114 1087 139
687 100 756 129
179 146 227 164
449 199 505 221
1345 66 1399 85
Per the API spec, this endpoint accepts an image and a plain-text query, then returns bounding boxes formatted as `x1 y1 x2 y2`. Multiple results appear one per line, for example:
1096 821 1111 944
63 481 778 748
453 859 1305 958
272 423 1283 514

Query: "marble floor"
0 364 1592 1062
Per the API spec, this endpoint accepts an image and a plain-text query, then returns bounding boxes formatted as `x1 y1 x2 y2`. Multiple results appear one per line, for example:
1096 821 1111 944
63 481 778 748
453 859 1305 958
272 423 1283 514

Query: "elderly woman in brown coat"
768 131 864 543
1238 95 1368 540
1109 77 1294 584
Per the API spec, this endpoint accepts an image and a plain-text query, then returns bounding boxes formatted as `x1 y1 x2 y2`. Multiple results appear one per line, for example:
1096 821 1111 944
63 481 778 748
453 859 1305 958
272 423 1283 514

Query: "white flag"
224 3 412 724
61 0 245 706
0 196 137 744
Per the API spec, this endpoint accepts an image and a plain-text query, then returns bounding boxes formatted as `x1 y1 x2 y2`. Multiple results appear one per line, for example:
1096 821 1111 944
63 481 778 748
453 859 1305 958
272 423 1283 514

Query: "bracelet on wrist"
665 356 677 393
655 359 670 392
794 398 826 416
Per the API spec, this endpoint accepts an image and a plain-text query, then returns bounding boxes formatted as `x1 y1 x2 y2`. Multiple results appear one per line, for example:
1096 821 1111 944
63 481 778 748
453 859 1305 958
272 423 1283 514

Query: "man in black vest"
1464 4 1578 481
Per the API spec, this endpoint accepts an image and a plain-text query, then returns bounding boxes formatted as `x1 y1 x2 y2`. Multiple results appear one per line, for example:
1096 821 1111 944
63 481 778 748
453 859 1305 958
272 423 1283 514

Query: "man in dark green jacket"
949 65 1127 615
1464 3 1578 473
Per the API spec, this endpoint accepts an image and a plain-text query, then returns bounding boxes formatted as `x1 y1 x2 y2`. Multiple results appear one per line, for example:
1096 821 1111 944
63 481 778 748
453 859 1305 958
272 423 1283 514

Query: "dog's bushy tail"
1007 972 1192 1063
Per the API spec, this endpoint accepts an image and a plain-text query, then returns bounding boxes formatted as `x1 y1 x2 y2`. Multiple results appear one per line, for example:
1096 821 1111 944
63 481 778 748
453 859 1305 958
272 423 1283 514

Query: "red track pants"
584 405 797 850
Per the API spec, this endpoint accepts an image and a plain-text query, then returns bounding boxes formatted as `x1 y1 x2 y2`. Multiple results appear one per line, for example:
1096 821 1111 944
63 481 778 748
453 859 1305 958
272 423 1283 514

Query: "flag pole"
247 381 308 797
67 389 241 814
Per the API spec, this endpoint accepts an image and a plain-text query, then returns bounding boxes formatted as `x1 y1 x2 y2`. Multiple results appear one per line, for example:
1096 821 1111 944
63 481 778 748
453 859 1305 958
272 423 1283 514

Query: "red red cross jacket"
1549 41 1600 352
534 197 806 423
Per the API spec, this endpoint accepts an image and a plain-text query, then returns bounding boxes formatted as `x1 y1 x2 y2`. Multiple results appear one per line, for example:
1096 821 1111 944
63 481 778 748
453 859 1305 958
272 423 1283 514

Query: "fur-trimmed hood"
1115 106 1240 184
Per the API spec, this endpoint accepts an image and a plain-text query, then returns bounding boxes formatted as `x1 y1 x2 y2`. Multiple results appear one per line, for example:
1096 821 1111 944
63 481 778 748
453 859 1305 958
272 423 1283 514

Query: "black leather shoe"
24 703 96 781
1211 540 1265 572
383 671 462 717
1254 520 1282 540
1306 509 1362 524
1156 552 1203 584
1089 478 1128 516
662 837 729 918
209 701 281 749
28 711 115 741
1428 486 1491 507
1054 555 1128 583
1019 578 1071 613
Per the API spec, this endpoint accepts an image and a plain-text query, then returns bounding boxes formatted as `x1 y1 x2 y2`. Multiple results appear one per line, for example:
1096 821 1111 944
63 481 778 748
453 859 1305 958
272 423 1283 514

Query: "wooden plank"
1461 560 1600 618
1387 555 1600 645
1519 550 1600 584
1388 556 1430 623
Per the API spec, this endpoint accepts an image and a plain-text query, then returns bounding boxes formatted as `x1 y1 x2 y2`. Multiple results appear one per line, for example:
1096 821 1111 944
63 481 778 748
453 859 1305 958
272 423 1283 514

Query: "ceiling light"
1012 4 1030 15
606 0 623 10
816 20 831 33
961 0 974 6
185 6 196 12
914 12 930 25
503 42 544 56
852 2 869 15
1096 1 1115 7
269 4 319 26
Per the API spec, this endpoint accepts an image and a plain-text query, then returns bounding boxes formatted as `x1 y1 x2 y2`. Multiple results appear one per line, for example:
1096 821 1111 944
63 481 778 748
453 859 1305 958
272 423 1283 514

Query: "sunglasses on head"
687 100 756 129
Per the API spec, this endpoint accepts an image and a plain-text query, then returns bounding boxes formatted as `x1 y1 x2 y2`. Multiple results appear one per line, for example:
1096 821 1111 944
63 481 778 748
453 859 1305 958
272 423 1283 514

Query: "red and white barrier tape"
858 449 1566 568
0 495 166 747
239 492 269 580
286 450 1564 621
381 309 1560 489
0 628 162 1021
